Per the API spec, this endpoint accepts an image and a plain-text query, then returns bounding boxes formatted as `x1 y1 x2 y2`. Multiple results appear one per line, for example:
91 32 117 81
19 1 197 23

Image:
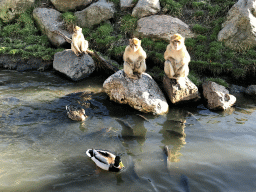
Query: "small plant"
160 0 183 16
185 38 196 51
188 71 201 86
194 11 204 17
141 38 154 50
232 68 246 79
192 24 208 34
192 1 207 9
196 35 207 42
62 12 77 28
120 14 138 35
205 78 228 87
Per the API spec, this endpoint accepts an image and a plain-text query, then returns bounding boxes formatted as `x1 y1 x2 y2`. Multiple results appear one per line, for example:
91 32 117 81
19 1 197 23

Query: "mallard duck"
66 105 87 121
86 149 124 172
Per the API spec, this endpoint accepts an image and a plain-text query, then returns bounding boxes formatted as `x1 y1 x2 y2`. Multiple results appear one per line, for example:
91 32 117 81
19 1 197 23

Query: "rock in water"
163 76 201 104
103 70 169 115
53 50 95 81
202 81 236 110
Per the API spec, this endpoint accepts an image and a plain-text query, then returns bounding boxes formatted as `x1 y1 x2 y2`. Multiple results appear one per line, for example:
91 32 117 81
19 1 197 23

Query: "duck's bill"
119 162 124 168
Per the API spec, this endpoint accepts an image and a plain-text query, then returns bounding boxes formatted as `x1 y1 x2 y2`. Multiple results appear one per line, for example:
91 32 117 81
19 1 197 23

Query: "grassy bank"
0 0 255 87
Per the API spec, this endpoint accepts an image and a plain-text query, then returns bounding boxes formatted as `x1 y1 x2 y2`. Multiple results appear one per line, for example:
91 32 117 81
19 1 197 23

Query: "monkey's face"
172 39 183 50
170 34 184 50
129 38 141 52
74 26 82 33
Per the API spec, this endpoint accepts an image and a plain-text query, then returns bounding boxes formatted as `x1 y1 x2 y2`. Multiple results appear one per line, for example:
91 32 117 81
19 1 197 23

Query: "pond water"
0 70 256 192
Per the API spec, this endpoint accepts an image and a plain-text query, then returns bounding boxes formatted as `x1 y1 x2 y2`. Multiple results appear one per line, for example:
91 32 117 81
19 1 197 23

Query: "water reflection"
160 108 187 163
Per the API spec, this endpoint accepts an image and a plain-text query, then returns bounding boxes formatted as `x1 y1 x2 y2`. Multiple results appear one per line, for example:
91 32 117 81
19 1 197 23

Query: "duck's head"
114 156 124 168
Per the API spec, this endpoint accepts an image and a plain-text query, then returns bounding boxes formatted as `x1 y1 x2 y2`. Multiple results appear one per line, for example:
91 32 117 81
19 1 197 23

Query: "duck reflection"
160 108 187 163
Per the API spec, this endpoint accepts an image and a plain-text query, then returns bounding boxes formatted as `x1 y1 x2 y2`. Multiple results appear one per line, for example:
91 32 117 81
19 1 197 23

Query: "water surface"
0 70 255 192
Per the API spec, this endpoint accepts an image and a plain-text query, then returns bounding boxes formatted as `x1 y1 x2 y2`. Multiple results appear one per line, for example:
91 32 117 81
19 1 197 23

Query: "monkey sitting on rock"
123 38 147 79
54 26 88 57
164 34 190 88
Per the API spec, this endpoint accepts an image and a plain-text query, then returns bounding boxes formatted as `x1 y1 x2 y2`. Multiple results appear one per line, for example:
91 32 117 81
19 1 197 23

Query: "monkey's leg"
124 62 138 79
135 59 146 78
71 43 81 56
174 63 189 78
81 40 88 53
164 60 175 78
175 64 189 88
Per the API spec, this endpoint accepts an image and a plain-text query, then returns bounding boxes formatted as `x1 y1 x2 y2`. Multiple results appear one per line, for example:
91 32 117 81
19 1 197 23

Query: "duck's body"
86 149 124 172
66 105 87 121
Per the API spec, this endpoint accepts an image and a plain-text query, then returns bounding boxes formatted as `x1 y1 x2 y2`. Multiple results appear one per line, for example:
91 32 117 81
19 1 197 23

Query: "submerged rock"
33 8 72 47
50 0 92 12
135 15 195 41
75 0 115 28
103 70 169 115
202 81 236 110
163 76 201 104
132 0 161 18
53 49 95 81
218 0 256 51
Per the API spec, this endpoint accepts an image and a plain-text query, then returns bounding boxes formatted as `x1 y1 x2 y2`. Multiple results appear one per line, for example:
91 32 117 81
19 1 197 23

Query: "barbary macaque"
123 38 147 79
164 34 190 87
71 26 88 56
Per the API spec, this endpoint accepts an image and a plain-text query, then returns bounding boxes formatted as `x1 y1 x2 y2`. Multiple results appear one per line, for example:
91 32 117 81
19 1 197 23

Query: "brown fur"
164 34 190 87
123 38 147 79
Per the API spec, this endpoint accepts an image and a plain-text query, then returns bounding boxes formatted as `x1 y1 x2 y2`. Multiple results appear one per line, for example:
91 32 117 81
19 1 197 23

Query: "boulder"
202 81 236 110
0 0 35 22
53 49 95 81
132 0 161 18
218 0 256 51
75 0 115 28
50 0 92 12
163 76 201 104
245 85 256 96
120 0 134 10
103 70 169 115
135 15 195 41
33 8 72 47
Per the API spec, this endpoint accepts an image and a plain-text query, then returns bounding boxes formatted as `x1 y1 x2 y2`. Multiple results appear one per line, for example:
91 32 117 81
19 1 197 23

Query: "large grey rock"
50 0 92 12
163 76 201 104
53 49 95 81
135 15 195 41
132 0 161 18
218 0 256 51
0 0 35 22
75 0 115 28
103 70 169 115
245 85 256 96
202 81 236 110
33 8 72 47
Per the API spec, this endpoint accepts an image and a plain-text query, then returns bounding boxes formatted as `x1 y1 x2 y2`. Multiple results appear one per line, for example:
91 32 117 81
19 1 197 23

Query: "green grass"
0 9 63 61
205 78 229 88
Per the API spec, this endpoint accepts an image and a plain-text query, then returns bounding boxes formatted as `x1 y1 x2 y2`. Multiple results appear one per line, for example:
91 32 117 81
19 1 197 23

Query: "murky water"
0 70 256 192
